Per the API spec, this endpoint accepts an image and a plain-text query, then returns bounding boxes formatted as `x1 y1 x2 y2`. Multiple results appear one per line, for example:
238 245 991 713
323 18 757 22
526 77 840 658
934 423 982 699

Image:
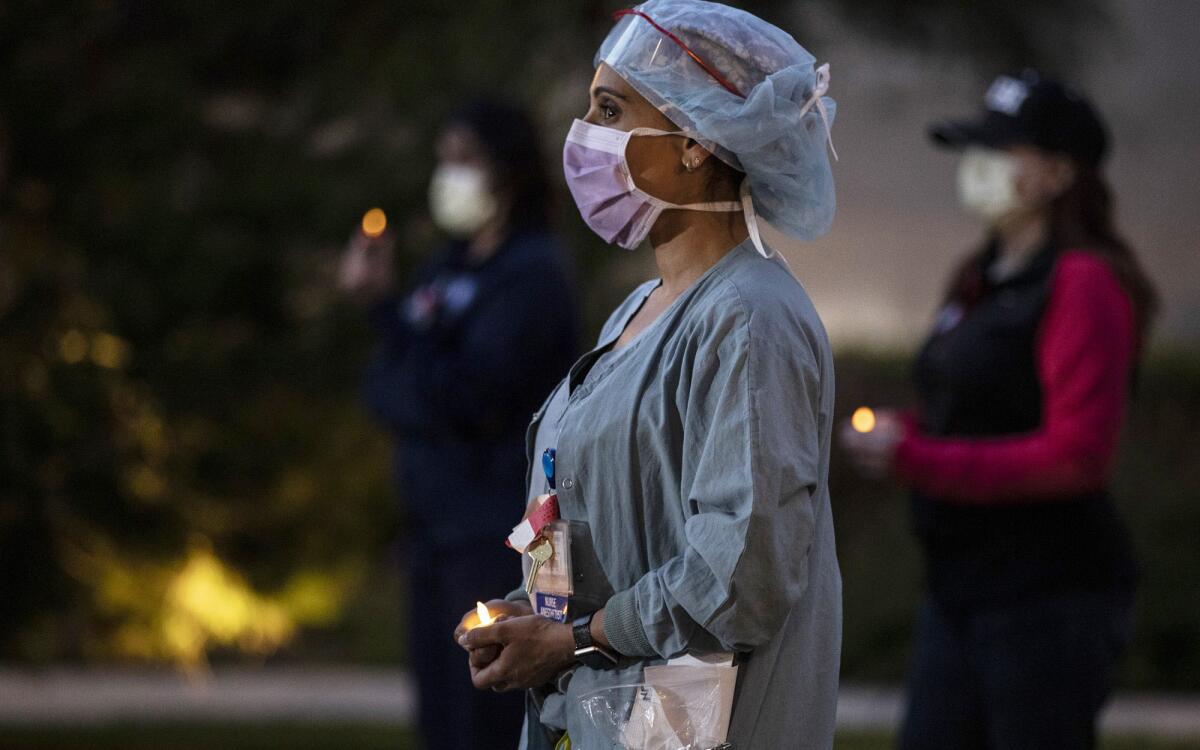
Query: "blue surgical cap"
597 0 837 241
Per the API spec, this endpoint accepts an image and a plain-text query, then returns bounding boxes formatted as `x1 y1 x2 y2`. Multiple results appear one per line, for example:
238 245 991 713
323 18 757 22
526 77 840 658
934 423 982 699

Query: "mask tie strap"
627 127 744 213
740 179 770 259
797 63 838 161
625 126 770 261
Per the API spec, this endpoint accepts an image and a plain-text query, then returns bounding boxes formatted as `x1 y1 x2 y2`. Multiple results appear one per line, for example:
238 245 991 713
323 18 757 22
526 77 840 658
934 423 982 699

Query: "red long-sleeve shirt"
894 250 1136 504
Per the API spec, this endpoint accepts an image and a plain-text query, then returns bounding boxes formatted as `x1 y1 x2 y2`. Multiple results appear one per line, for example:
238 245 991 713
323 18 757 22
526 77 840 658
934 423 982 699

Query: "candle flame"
361 208 387 238
851 407 876 433
475 601 494 627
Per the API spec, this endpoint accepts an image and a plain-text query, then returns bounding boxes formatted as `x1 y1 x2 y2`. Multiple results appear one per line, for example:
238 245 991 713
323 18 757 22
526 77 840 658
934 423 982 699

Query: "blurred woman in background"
339 98 580 749
841 71 1157 749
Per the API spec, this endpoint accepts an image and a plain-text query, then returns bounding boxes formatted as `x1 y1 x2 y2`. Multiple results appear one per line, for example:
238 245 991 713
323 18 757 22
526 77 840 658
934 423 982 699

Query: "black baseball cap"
929 70 1109 166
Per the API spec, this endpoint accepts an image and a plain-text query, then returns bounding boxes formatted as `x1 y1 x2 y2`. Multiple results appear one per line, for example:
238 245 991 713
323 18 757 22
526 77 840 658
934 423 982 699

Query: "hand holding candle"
472 601 495 629
457 599 528 639
839 406 903 479
454 598 535 680
458 601 500 634
338 207 396 302
458 610 579 693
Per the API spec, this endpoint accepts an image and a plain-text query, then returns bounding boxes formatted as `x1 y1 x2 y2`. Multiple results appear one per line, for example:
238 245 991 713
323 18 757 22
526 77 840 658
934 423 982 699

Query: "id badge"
526 519 572 622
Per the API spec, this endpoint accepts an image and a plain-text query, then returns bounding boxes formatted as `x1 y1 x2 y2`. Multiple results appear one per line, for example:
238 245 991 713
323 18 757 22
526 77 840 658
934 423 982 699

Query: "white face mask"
956 148 1019 223
428 164 497 237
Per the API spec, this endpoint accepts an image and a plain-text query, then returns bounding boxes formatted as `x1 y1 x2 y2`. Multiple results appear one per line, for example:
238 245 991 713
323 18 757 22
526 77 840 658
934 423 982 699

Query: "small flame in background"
475 601 495 628
851 407 876 433
361 208 387 238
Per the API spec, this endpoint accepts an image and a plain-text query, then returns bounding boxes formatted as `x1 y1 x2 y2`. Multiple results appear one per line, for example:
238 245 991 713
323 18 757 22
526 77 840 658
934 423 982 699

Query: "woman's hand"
453 598 532 642
337 228 396 303
838 408 905 479
453 598 532 671
457 614 577 692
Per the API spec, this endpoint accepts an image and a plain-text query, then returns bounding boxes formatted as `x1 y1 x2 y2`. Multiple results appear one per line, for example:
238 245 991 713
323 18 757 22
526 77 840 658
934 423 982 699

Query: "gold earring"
684 158 695 172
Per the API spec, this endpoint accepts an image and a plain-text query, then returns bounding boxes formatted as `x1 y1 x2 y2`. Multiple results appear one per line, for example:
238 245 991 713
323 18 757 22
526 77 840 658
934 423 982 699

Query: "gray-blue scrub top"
516 239 841 749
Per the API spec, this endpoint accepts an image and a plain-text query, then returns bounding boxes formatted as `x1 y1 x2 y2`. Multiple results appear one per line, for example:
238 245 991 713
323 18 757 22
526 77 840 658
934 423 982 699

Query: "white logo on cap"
985 76 1029 115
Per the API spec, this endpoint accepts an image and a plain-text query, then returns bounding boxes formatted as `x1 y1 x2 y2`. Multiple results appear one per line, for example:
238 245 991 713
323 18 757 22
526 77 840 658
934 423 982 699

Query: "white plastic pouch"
577 653 738 749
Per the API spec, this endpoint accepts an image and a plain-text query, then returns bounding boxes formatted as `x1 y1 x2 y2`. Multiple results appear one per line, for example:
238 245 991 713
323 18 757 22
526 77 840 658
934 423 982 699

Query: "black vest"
911 243 1137 611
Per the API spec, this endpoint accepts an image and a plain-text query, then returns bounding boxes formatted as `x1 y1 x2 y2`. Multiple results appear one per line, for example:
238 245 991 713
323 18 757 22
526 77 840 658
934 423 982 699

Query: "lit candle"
851 407 876 433
471 601 495 629
361 208 387 238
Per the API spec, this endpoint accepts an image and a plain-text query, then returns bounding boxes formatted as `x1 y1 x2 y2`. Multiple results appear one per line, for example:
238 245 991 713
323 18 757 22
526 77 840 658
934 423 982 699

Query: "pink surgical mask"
562 119 743 250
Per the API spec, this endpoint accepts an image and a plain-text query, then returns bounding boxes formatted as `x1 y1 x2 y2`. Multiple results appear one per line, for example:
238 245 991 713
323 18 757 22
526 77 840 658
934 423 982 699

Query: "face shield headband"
611 8 746 98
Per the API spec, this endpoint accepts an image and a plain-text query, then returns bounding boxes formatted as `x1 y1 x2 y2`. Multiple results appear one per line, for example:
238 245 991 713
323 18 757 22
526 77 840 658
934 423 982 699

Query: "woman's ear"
1047 155 1077 198
680 139 712 173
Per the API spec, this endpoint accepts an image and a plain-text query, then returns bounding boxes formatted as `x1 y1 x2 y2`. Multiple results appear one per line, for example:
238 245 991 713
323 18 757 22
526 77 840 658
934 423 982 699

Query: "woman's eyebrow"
591 86 628 101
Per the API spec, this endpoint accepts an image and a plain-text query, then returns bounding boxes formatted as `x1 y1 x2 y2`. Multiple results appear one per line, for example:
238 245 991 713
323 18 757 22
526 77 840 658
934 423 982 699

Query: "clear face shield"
599 10 744 170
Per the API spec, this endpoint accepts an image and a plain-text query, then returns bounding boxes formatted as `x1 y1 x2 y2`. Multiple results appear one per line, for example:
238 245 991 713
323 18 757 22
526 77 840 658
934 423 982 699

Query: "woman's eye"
601 104 617 120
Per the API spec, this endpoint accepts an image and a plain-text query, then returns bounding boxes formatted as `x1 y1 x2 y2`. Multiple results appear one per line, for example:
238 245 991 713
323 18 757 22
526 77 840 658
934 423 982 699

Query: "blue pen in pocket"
542 447 556 494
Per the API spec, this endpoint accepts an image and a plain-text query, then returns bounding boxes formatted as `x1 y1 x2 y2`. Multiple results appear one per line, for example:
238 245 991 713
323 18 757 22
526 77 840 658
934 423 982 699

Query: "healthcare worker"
840 72 1157 749
456 2 842 748
340 98 580 750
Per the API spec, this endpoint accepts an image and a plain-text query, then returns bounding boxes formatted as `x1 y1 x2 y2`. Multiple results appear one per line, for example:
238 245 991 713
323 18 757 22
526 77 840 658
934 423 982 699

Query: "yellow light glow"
91 332 131 369
162 547 296 667
280 570 346 625
475 601 495 628
59 329 89 364
128 465 166 502
64 538 308 670
851 407 876 433
361 208 387 238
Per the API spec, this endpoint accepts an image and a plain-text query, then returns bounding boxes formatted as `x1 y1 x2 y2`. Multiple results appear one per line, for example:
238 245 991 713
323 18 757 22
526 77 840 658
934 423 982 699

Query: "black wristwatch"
572 611 619 669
